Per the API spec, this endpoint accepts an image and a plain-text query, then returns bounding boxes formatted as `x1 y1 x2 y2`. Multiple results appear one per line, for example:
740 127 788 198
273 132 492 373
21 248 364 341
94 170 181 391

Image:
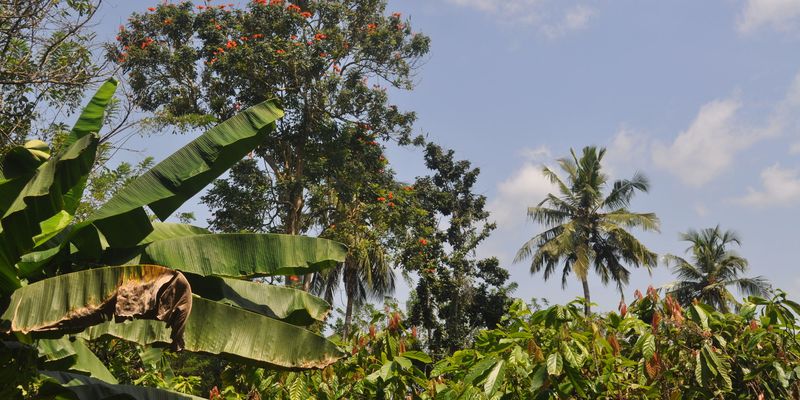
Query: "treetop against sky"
95 0 800 310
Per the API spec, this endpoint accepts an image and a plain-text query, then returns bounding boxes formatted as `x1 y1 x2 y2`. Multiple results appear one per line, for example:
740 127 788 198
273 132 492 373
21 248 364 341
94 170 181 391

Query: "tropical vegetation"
1 1 796 399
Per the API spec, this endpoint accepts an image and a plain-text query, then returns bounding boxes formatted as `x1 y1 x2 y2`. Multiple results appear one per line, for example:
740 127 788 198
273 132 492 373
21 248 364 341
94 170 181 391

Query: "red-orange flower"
290 34 298 40
286 4 301 12
403 186 413 191
377 196 386 202
275 49 285 54
253 0 267 4
300 11 312 18
387 202 395 207
197 5 205 9
367 23 377 31
288 275 300 282
314 33 327 41
148 7 156 12
215 24 221 30
419 238 428 245
164 18 173 25
270 0 283 4
226 40 237 48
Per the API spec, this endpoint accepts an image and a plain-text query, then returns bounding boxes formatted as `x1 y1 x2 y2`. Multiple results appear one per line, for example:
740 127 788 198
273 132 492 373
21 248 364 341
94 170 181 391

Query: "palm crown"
664 226 770 312
515 146 659 314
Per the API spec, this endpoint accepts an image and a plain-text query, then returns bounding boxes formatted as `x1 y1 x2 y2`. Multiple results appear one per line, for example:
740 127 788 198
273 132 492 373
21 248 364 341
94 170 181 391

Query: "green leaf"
186 275 331 325
140 222 211 244
483 360 506 395
40 371 203 399
547 352 563 376
531 364 548 391
37 337 117 383
62 79 119 148
80 100 283 249
400 350 432 364
641 333 656 360
464 357 497 385
142 233 347 277
394 355 412 369
80 297 344 370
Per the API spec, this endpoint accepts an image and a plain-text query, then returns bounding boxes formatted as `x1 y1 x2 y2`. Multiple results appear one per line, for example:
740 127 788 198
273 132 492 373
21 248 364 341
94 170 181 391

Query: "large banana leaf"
76 100 284 250
40 371 203 400
38 337 118 383
1 265 191 349
186 275 331 325
0 135 99 293
140 222 211 244
81 297 344 370
142 233 347 277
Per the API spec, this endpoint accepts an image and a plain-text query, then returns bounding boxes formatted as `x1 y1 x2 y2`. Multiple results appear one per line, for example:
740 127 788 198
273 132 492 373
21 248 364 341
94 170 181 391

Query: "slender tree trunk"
582 277 591 316
343 291 354 338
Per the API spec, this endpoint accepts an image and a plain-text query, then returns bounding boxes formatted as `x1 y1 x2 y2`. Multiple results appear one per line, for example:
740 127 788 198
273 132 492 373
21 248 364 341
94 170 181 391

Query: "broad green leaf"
142 233 347 277
483 360 506 395
0 134 99 293
81 297 344 370
32 211 73 248
80 100 283 249
547 353 563 376
37 337 117 383
186 275 331 325
530 364 548 391
394 355 412 369
400 350 432 363
139 222 211 244
40 371 202 400
464 357 497 385
1 265 191 350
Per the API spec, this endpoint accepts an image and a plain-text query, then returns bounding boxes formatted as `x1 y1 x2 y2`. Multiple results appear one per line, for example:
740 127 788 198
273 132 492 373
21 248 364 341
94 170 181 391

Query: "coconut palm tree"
664 226 770 312
515 146 659 315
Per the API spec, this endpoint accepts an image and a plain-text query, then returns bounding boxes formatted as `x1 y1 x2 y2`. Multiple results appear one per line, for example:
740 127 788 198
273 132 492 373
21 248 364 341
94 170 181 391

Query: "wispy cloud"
735 164 800 206
738 0 800 33
444 0 595 37
652 72 800 187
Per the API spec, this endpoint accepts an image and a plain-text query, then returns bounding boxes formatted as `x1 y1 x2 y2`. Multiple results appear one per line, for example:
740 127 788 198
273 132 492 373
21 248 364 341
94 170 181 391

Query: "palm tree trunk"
343 292 354 338
582 278 591 316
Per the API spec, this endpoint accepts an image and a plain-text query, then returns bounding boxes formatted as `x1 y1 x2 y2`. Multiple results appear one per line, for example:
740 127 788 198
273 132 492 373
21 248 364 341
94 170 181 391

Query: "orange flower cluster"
270 0 284 5
226 39 237 48
253 0 267 4
418 238 428 245
314 32 327 41
148 7 156 12
300 11 312 18
288 275 300 282
367 23 377 32
377 196 386 202
140 37 155 49
275 49 285 54
164 18 173 25
251 33 264 39
286 4 301 12
403 186 413 191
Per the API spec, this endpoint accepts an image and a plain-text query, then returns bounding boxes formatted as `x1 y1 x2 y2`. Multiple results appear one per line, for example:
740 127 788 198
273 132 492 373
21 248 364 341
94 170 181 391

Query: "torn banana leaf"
1 265 191 349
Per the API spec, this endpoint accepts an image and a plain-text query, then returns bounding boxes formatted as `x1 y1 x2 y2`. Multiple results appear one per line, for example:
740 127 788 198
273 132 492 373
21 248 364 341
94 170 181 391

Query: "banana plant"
0 79 346 399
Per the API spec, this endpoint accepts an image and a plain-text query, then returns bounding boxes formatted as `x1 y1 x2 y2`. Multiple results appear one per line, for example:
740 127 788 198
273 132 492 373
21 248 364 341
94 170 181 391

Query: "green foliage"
0 0 103 149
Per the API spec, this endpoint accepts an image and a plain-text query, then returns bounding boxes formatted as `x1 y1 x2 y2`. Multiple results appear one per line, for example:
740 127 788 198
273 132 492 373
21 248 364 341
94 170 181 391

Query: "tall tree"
515 146 659 315
112 1 430 290
0 0 107 149
405 143 515 356
665 226 770 312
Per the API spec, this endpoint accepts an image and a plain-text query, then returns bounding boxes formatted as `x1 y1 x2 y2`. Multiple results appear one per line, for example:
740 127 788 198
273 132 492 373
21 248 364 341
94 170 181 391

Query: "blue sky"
96 0 800 311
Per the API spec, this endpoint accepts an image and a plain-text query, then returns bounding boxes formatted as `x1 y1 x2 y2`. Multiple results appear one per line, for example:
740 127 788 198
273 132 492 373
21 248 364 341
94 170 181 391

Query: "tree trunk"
582 278 591 316
343 291 354 338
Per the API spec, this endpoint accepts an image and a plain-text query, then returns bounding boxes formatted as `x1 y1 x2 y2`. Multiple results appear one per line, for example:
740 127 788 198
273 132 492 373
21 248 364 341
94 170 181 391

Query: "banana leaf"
142 233 347 277
77 100 284 250
40 371 203 400
38 337 118 383
81 297 344 370
186 275 331 325
1 265 191 349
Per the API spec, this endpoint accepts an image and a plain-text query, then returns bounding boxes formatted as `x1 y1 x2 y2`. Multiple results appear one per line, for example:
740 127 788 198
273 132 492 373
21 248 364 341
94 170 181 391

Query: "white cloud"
653 72 800 186
445 0 595 36
489 160 556 228
791 142 800 154
735 164 800 206
604 128 649 178
738 0 800 33
652 98 755 186
519 145 551 161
